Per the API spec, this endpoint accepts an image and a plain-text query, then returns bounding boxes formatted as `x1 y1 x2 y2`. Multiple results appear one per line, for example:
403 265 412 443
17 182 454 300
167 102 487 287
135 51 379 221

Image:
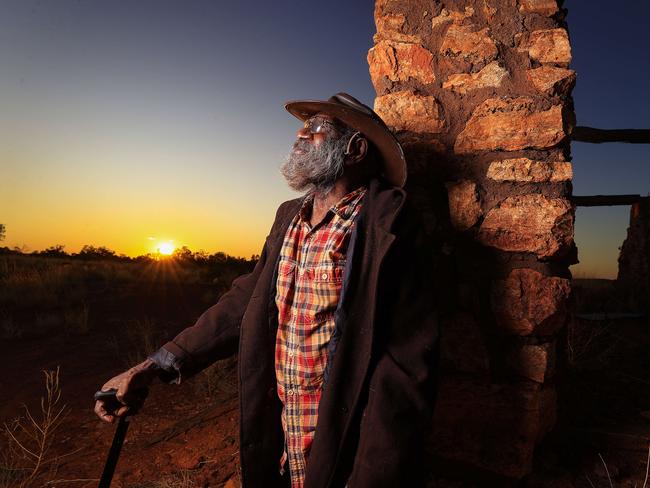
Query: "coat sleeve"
147 201 291 384
346 198 443 487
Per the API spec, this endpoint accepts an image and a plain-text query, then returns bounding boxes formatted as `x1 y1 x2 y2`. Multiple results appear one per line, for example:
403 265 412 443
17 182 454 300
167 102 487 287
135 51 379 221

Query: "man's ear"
344 132 368 164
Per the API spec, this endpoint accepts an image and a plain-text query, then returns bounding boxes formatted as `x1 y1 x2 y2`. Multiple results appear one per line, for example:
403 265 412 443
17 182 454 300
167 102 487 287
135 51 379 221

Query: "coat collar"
360 176 406 234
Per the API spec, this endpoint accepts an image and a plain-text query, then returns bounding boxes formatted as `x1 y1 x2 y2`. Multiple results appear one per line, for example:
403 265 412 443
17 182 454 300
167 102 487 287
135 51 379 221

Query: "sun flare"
157 241 175 256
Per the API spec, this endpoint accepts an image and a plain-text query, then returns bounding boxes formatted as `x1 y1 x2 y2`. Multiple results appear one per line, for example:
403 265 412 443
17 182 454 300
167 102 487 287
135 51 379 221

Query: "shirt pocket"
307 262 345 325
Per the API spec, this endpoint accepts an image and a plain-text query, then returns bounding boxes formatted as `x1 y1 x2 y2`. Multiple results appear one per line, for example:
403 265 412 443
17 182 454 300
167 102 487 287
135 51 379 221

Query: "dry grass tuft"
125 468 197 488
1 367 68 488
193 356 238 401
567 316 617 368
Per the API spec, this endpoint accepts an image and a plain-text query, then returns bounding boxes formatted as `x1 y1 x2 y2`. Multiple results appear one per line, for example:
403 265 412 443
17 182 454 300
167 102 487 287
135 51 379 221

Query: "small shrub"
1 367 68 487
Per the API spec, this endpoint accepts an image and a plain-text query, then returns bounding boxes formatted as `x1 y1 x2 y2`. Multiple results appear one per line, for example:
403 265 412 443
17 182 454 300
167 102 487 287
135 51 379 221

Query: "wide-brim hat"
284 92 407 187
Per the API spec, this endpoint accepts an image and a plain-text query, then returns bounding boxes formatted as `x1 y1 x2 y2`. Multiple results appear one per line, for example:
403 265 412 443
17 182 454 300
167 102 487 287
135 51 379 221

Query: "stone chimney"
368 0 577 480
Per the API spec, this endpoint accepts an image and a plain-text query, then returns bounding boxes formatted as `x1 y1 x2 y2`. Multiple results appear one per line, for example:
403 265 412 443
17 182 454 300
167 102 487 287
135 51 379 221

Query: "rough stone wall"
618 197 650 313
367 0 577 480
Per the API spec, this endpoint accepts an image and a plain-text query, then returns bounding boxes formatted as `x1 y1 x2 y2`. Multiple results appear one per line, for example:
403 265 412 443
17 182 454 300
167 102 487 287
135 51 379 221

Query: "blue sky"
0 0 648 277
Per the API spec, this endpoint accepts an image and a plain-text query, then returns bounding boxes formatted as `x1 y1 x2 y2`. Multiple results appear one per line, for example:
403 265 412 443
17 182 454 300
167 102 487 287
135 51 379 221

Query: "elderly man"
95 93 441 488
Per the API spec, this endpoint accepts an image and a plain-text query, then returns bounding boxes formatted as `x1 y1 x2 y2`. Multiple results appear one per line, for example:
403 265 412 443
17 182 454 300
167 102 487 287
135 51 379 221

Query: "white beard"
280 130 352 195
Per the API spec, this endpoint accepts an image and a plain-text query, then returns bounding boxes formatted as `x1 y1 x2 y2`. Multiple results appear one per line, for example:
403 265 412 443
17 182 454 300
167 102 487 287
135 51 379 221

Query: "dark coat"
162 177 441 487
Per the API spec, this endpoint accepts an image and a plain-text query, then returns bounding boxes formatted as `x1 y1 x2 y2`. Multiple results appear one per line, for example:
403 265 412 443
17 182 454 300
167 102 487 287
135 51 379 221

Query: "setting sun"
157 241 175 255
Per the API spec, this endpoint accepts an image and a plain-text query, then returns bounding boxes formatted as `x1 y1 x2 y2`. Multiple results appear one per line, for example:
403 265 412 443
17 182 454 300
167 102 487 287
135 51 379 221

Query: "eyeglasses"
302 117 339 135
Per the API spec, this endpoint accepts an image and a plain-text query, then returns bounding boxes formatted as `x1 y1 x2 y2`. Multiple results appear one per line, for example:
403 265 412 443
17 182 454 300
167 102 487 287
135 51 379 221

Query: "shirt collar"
332 185 367 219
298 185 367 223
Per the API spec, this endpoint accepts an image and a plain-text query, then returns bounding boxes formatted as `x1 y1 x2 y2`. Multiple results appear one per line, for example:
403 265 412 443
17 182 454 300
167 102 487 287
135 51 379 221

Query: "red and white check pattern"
274 186 366 488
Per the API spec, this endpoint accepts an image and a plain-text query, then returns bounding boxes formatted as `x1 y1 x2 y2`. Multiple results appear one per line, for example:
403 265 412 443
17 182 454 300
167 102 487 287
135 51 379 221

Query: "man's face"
280 112 354 195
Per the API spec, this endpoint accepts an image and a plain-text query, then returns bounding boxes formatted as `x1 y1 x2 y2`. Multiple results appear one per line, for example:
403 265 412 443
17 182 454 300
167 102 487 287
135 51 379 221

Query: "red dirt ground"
2 278 649 487
1 280 242 487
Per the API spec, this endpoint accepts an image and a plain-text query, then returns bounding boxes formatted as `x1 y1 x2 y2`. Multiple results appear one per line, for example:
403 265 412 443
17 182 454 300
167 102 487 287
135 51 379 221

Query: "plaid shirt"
274 186 366 487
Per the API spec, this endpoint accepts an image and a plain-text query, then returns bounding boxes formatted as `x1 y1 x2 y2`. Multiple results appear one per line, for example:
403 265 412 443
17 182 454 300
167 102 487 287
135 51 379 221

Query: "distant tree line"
0 242 259 267
171 245 258 265
0 244 125 260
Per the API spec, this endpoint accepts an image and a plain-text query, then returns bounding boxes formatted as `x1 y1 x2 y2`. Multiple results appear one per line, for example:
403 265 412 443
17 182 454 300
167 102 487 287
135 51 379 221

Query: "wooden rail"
571 126 650 144
572 194 643 206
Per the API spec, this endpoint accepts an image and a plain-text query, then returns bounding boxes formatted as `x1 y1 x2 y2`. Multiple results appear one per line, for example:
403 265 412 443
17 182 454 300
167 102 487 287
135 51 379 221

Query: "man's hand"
94 359 159 424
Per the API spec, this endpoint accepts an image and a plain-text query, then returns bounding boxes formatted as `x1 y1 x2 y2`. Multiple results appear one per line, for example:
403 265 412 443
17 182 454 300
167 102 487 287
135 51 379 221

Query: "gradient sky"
1 1 648 278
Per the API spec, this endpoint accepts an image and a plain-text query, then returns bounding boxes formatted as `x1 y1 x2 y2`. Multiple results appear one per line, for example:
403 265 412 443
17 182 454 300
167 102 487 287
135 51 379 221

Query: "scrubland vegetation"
0 246 253 487
0 247 256 340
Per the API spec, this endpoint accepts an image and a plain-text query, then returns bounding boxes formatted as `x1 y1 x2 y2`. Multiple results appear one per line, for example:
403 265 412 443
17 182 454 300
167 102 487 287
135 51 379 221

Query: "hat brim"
284 99 407 188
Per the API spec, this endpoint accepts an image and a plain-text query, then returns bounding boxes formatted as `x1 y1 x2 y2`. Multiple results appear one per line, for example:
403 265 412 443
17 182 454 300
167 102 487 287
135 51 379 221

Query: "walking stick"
94 388 144 488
